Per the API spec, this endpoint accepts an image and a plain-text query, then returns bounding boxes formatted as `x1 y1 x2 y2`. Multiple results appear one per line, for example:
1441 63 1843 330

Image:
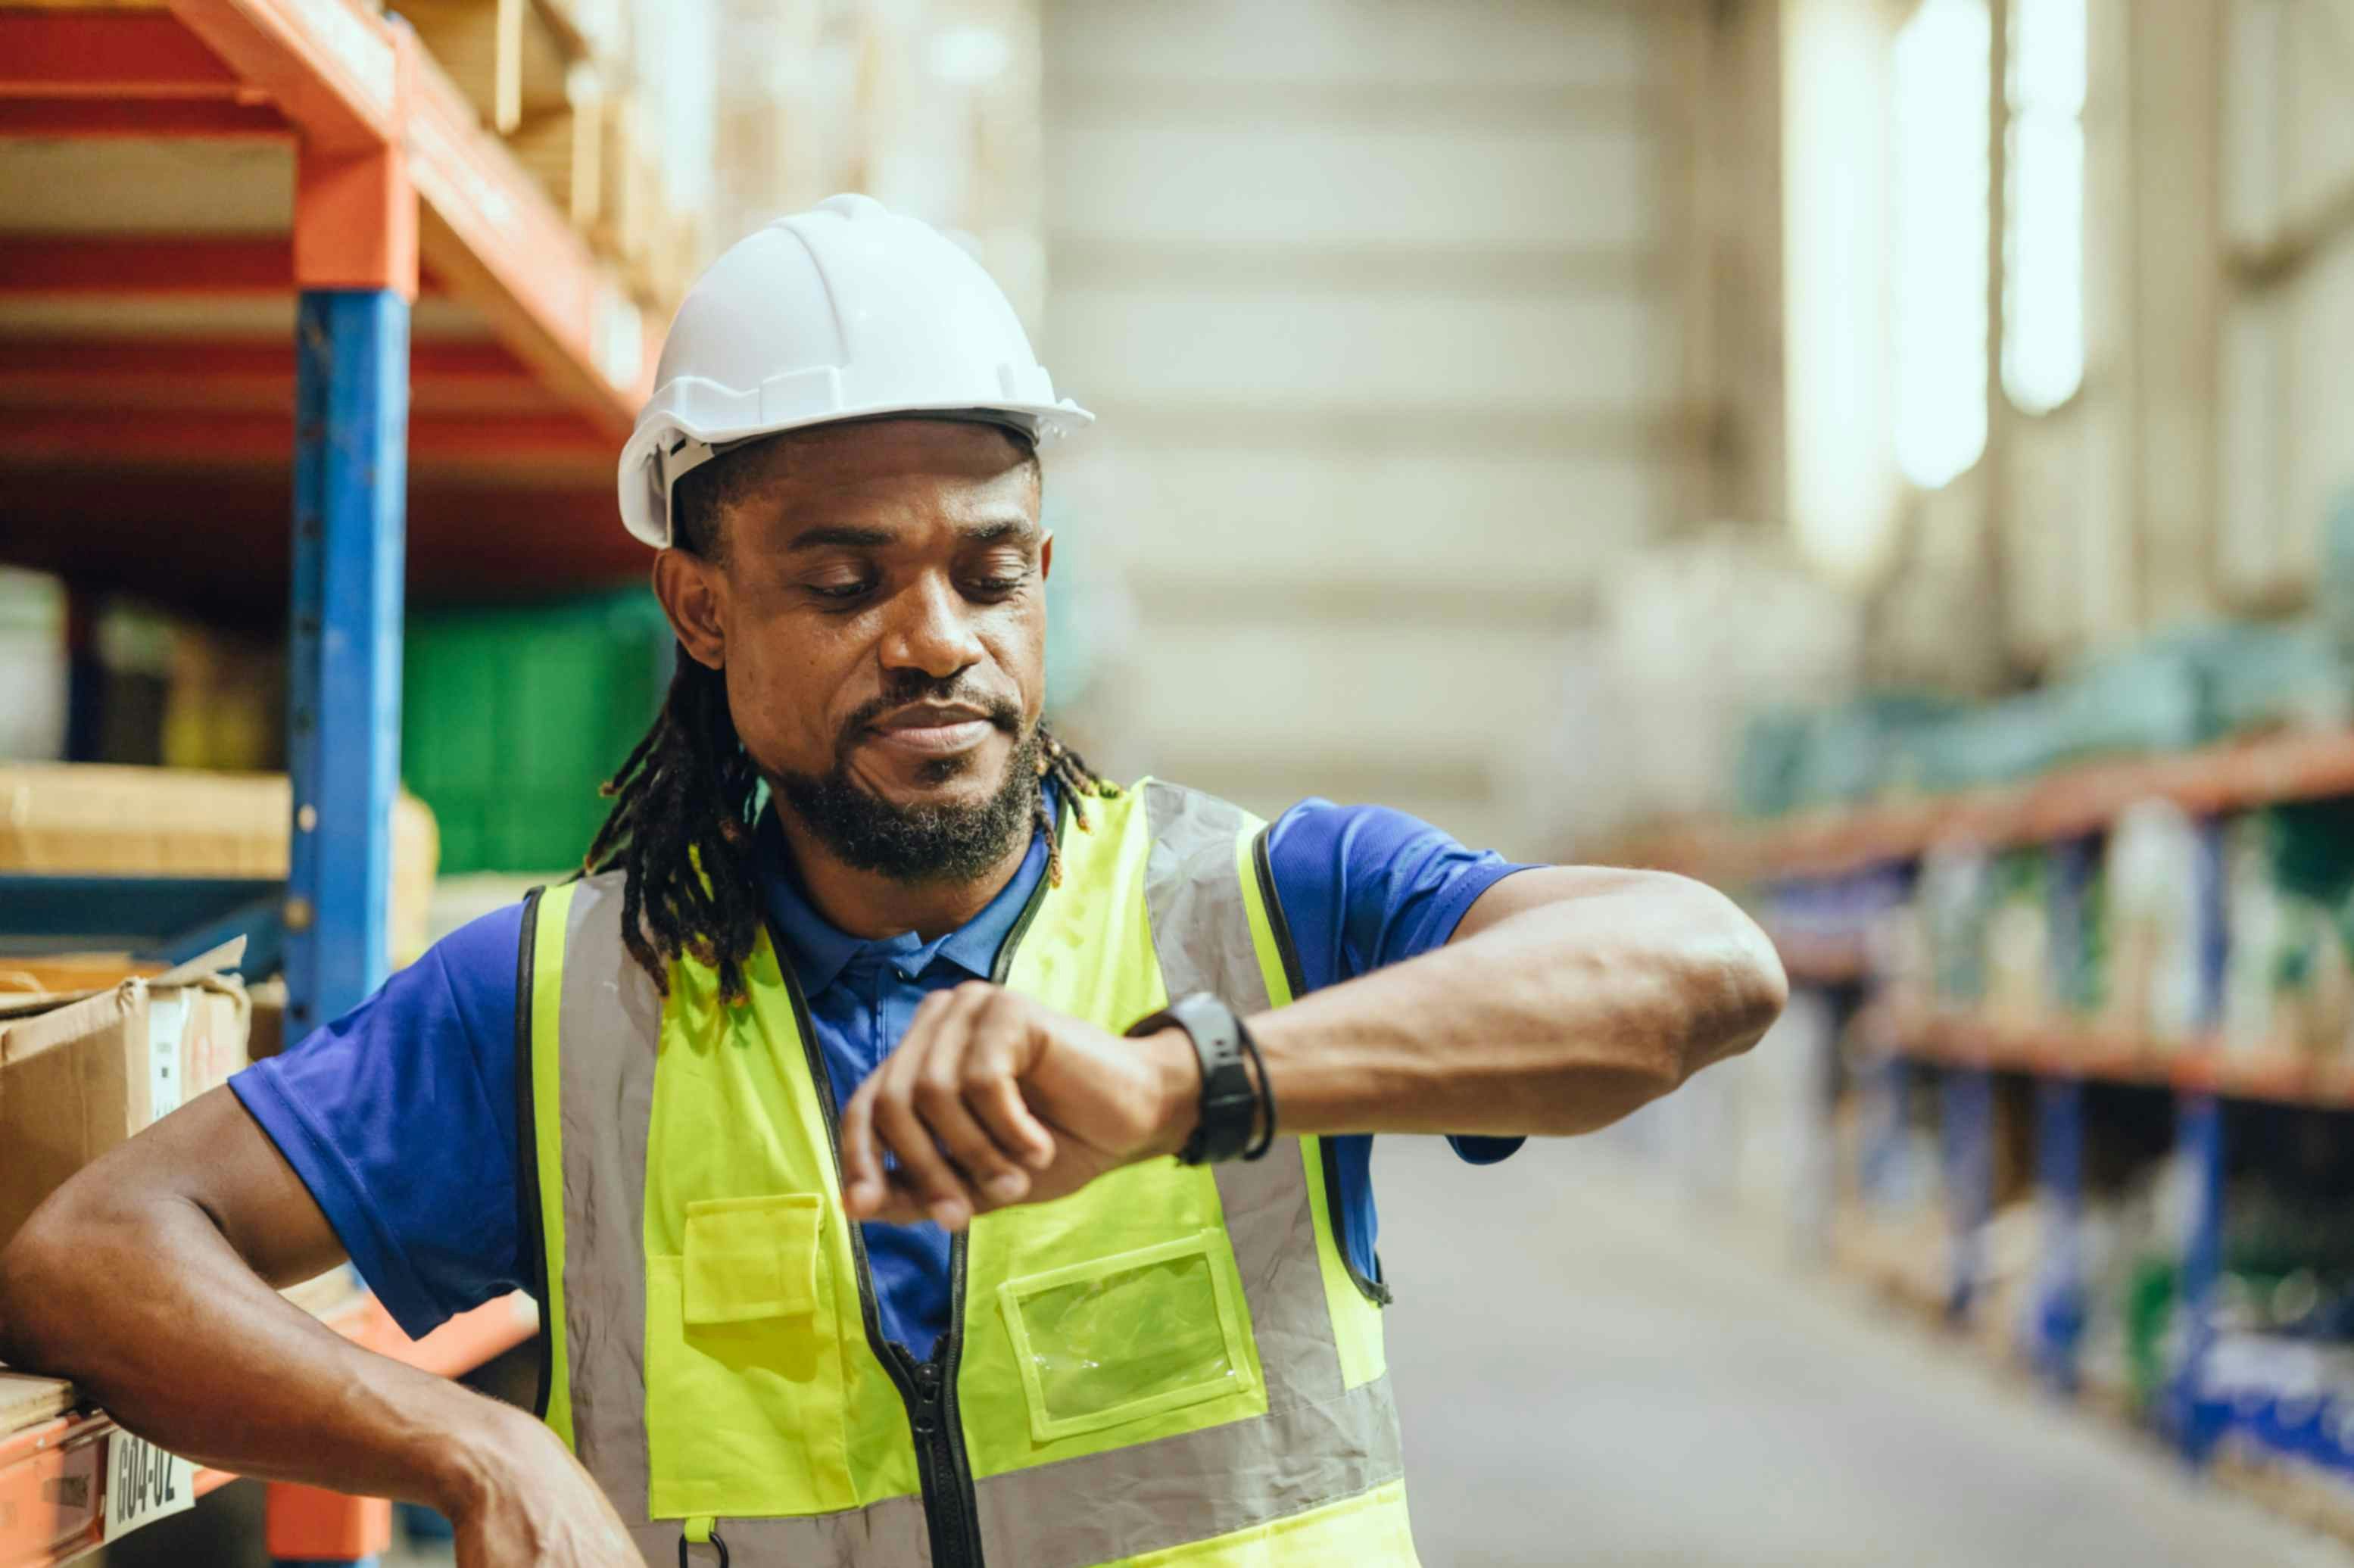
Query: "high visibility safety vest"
516 781 1418 1567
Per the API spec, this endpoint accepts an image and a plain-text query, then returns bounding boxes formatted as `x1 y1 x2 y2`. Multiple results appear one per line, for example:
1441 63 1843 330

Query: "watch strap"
1128 992 1258 1164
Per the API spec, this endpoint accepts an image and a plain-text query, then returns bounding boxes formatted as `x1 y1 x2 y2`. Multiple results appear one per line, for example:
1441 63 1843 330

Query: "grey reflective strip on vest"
968 781 1405 1568
1142 781 1342 1414
549 874 659 1521
632 1500 935 1568
549 874 935 1568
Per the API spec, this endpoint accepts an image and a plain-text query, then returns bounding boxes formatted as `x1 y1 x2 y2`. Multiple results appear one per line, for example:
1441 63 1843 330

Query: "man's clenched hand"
838 983 1200 1229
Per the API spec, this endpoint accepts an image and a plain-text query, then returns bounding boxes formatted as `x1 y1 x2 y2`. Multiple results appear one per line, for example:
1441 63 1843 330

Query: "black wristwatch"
1127 992 1272 1164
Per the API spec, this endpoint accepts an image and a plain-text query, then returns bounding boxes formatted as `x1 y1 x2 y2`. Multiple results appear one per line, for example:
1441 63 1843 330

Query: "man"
0 195 1785 1568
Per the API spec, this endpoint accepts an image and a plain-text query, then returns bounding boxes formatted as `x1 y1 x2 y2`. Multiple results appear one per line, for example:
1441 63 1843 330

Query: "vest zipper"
761 800 1062 1568
779 967 983 1568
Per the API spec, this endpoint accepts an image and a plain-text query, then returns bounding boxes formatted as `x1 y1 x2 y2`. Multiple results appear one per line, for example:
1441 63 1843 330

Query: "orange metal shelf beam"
0 236 298 297
127 0 658 426
1866 999 2354 1111
404 45 655 435
0 98 285 138
0 338 572 416
0 409 615 469
2 3 656 535
0 11 246 100
167 0 399 153
1613 730 2354 882
0 1292 535 1568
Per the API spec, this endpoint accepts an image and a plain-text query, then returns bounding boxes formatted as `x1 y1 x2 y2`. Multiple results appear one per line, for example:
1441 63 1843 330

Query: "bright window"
1891 0 1991 491
2003 0 2087 413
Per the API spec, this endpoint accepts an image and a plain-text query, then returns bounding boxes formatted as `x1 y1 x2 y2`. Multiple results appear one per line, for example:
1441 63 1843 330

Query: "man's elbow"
0 1195 82 1370
0 1178 140 1376
1663 874 1788 1076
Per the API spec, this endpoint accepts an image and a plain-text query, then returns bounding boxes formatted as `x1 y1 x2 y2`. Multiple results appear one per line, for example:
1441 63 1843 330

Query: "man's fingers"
915 1025 1034 1209
871 986 999 1229
843 985 968 1217
861 1171 931 1226
840 1077 887 1217
960 1014 1058 1174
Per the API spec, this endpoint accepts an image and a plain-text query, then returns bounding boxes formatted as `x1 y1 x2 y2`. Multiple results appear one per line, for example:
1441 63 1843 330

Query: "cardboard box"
0 943 251 1248
245 978 288 1063
0 764 440 967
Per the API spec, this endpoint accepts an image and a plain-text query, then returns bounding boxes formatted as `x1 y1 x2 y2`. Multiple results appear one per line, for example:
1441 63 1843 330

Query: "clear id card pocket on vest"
995 1229 1257 1444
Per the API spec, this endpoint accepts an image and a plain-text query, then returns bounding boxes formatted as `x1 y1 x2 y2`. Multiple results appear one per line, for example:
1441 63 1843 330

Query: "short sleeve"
229 904 527 1339
1262 799 1537 1166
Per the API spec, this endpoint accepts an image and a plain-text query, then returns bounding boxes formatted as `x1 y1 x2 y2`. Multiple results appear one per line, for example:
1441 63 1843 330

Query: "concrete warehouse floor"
373 1136 2354 1568
1379 1133 2354 1568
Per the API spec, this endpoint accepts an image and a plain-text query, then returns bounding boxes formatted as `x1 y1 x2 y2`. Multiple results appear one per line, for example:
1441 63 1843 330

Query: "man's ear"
653 549 727 670
1039 530 1054 581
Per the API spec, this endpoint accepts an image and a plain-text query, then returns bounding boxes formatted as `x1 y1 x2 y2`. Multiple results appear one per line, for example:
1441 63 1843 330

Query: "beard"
773 689 1043 885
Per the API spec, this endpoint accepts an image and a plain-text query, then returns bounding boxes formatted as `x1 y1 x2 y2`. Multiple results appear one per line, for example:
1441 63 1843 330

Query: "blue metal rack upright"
287 290 411 1034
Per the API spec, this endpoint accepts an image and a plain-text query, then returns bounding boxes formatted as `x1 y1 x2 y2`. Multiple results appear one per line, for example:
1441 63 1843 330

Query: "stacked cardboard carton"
0 944 251 1249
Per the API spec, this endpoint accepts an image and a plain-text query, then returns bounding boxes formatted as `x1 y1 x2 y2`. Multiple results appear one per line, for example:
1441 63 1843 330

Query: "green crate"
403 591 675 875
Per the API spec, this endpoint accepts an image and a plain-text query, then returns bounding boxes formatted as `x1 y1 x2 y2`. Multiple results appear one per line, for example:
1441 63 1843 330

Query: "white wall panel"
1055 443 1663 595
1046 124 1663 254
2284 239 2354 570
1047 0 1660 91
1052 285 1678 413
1127 618 1569 759
1043 0 1685 846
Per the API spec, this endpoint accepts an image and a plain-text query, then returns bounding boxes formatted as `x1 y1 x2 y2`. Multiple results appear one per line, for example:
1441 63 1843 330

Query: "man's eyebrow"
781 517 1038 551
962 518 1039 544
784 524 897 551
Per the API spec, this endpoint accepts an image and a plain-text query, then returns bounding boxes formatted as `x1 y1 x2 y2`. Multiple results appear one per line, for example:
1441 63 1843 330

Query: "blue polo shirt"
232 792 1531 1358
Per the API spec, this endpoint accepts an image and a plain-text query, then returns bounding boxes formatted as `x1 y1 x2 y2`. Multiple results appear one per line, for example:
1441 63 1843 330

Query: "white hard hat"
617 193 1093 548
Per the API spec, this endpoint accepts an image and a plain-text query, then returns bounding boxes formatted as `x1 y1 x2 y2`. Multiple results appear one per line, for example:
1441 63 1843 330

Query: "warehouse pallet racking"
0 2 656 1561
1619 728 2354 1542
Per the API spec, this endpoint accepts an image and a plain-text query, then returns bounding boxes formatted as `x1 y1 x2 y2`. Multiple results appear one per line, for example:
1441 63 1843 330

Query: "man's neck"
772 812 1034 943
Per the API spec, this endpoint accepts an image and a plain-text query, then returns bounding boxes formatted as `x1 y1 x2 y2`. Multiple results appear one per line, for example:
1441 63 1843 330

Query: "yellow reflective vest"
518 781 1417 1566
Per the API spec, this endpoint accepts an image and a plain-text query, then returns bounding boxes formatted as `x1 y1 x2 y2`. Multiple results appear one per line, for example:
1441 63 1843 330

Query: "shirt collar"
757 782 1056 996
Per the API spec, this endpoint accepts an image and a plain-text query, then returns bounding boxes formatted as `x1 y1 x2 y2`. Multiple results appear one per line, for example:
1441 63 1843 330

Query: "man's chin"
780 725 1042 884
849 739 1002 800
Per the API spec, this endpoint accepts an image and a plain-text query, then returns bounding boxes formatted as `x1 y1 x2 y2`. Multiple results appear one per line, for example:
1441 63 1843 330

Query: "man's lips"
864 703 1002 759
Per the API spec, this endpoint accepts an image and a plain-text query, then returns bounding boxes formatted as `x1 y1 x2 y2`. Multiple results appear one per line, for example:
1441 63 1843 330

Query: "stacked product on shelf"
0 765 440 970
2219 802 2354 1068
2101 800 2203 1049
402 588 672 875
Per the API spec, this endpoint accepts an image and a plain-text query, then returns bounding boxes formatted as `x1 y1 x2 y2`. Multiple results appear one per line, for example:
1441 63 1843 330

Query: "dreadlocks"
584 653 767 1002
584 425 1113 1002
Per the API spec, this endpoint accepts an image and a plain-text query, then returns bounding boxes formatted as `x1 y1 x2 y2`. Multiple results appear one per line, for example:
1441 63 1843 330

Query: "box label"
147 992 190 1120
102 1431 193 1541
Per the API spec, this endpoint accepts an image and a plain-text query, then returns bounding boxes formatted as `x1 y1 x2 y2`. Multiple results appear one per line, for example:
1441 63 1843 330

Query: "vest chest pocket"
645 1192 855 1519
996 1229 1257 1445
684 1194 821 1324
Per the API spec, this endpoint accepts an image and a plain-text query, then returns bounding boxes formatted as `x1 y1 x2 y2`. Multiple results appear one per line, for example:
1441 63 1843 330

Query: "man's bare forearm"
0 1088 533 1520
0 1183 518 1516
1245 868 1787 1139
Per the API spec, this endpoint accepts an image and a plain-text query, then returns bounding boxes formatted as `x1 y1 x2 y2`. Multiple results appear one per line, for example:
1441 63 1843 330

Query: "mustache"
839 675 1025 745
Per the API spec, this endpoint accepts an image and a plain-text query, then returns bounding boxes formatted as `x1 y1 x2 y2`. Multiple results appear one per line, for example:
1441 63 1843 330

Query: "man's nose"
879 572 985 679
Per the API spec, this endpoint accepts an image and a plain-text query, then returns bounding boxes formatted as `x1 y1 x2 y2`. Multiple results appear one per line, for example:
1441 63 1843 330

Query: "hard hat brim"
618 396 1094 550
